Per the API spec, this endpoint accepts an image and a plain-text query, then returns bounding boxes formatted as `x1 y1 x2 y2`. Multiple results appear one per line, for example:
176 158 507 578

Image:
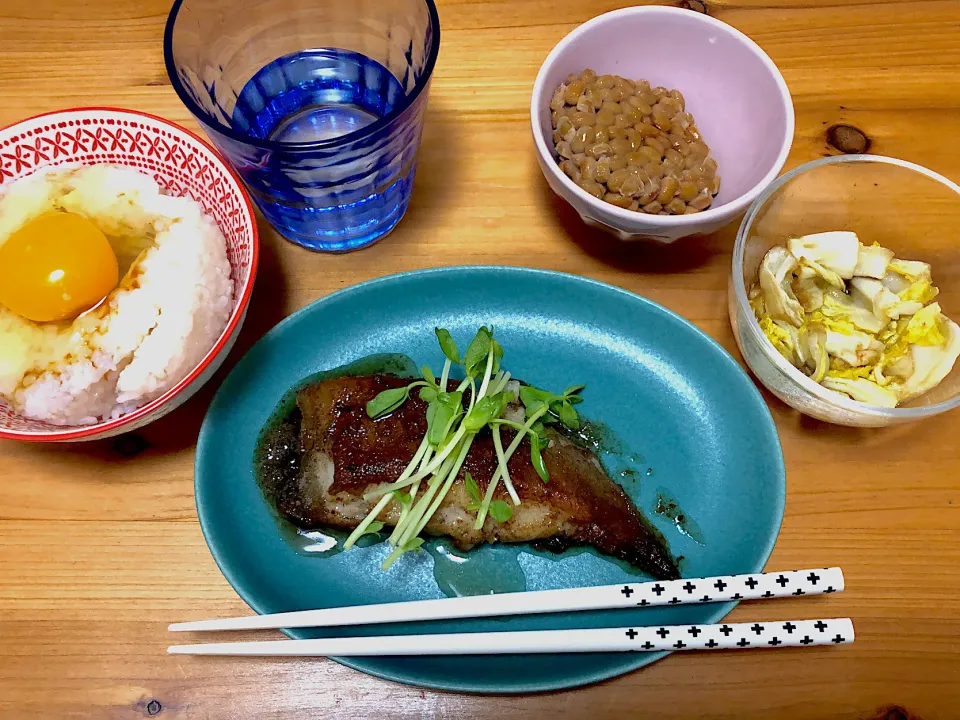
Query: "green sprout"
344 326 584 568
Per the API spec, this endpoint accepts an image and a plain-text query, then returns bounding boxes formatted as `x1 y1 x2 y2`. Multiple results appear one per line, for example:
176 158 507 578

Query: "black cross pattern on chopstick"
616 568 843 610
615 619 852 653
615 569 845 618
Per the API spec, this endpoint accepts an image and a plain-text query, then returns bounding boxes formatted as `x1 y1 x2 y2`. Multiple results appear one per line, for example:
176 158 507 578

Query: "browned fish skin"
286 374 679 580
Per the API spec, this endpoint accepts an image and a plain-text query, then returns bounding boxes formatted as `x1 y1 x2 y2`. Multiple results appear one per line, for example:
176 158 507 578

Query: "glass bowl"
729 155 960 427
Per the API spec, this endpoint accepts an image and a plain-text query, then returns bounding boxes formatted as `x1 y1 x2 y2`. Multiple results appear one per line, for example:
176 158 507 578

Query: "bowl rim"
732 153 960 420
529 5 795 226
162 0 442 153
0 106 260 442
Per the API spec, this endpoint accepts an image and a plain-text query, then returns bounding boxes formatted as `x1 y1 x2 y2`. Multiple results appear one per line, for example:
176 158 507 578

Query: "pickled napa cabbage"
749 231 959 408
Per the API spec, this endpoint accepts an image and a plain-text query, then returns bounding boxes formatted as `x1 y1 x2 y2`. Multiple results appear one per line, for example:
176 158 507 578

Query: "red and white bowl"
0 107 259 442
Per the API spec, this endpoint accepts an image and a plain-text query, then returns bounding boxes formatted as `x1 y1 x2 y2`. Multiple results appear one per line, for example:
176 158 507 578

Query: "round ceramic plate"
195 266 785 693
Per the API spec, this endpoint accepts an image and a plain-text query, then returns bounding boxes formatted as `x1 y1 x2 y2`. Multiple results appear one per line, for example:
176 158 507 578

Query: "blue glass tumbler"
164 0 440 252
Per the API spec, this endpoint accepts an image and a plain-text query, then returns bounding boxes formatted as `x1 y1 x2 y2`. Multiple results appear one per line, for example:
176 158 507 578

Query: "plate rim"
194 265 786 693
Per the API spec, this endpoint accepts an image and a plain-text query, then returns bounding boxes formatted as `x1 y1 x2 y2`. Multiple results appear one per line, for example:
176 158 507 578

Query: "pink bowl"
531 5 794 243
0 107 259 442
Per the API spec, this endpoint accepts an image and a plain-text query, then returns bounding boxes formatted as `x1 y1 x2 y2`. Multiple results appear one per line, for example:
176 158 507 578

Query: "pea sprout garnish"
343 326 585 569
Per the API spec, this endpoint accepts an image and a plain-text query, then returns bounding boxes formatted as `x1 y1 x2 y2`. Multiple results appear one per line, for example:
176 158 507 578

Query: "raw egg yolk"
0 211 119 322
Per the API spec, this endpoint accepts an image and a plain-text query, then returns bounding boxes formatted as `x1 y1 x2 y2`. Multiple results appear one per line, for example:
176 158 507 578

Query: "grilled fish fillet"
264 374 679 580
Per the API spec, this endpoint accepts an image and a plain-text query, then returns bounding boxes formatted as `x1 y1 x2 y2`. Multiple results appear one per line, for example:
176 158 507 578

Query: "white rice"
0 165 233 425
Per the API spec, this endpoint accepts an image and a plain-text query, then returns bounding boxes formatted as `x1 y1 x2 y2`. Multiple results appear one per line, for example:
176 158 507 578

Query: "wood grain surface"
1 0 959 717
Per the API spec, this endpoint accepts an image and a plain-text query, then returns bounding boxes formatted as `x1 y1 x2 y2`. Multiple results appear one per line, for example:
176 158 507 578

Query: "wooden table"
2 0 959 717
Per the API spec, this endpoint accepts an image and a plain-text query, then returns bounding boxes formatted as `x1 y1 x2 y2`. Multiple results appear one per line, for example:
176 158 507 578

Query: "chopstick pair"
168 567 853 656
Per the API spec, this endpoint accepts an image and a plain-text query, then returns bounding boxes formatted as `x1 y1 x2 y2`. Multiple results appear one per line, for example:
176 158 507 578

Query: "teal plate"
195 266 785 693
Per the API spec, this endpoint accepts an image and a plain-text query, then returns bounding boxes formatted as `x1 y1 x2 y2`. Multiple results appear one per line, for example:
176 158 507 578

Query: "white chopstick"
169 618 854 656
170 567 843 632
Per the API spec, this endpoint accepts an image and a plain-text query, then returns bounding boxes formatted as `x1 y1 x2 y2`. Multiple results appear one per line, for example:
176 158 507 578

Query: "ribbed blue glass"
164 0 440 252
